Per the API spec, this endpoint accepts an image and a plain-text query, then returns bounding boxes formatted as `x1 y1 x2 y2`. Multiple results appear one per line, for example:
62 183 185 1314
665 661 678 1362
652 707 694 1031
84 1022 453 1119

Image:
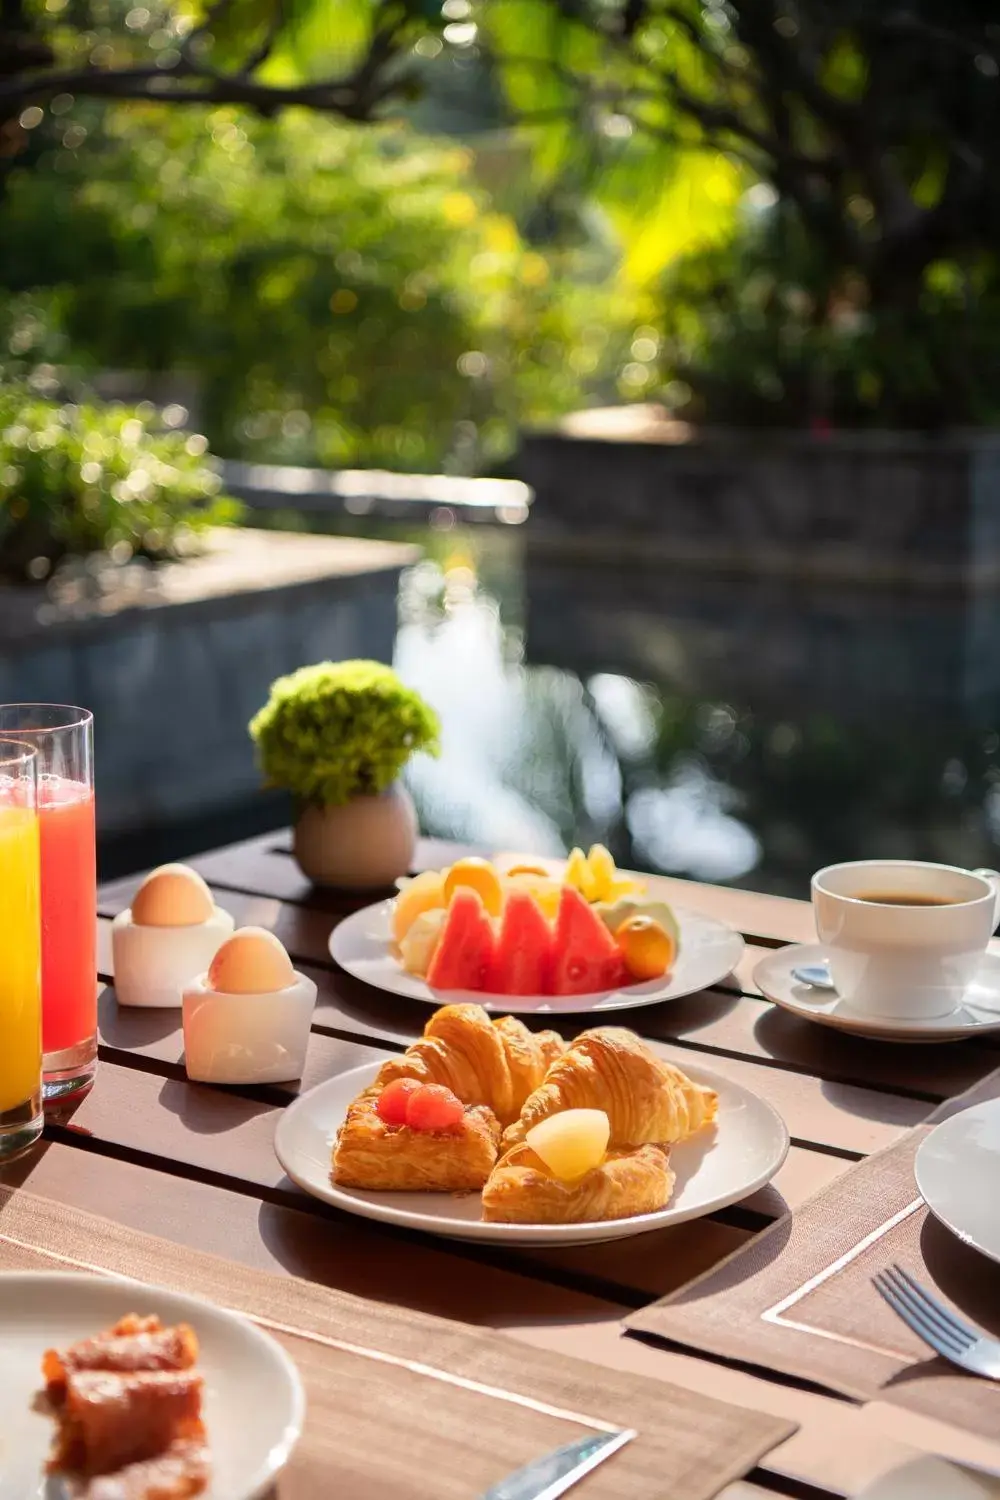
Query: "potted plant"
249 659 440 889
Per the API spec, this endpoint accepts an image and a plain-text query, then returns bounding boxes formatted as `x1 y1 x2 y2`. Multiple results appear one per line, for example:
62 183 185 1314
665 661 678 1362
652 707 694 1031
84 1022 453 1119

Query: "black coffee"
854 890 957 907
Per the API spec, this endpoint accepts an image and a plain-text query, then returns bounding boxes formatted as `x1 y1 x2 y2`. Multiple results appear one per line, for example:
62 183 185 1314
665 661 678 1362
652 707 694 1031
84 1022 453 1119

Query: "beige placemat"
627 1069 1000 1441
0 1186 793 1499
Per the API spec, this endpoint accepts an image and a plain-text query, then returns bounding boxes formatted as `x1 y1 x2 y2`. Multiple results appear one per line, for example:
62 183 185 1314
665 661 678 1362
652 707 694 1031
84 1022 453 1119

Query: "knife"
480 1428 636 1500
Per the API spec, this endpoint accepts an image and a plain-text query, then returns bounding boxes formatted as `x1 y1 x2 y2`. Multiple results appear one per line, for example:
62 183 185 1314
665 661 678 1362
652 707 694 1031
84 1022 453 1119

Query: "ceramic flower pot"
292 782 418 889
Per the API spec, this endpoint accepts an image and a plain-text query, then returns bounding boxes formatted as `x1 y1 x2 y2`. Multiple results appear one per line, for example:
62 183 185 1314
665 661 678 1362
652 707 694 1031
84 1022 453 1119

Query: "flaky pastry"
503 1027 717 1149
373 1004 564 1127
482 1141 674 1224
332 1089 500 1191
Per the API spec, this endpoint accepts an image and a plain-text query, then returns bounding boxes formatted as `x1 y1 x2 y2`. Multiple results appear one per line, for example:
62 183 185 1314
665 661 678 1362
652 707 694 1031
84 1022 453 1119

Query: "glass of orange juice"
0 738 42 1162
0 706 96 1106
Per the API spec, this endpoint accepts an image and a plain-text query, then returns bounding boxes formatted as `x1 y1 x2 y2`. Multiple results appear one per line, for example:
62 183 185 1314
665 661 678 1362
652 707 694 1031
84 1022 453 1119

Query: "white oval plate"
329 900 744 1015
274 1059 789 1247
915 1098 1000 1265
0 1272 305 1500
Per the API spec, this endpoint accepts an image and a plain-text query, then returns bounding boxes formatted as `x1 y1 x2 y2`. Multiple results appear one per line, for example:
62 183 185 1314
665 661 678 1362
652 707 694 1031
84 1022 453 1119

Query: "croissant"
373 1004 564 1126
482 1142 674 1224
503 1028 717 1149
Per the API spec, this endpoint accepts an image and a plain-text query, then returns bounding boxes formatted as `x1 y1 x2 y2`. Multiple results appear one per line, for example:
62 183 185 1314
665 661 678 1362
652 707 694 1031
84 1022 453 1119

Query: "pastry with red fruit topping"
331 1078 500 1192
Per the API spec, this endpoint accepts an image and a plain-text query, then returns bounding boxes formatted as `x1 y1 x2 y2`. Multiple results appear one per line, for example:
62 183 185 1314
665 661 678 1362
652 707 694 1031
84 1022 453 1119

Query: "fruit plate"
0 1272 305 1500
329 899 745 1015
274 1059 789 1247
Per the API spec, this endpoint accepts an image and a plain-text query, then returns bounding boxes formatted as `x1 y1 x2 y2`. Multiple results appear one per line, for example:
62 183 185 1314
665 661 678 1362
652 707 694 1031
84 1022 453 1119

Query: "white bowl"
113 907 236 1008
182 972 318 1085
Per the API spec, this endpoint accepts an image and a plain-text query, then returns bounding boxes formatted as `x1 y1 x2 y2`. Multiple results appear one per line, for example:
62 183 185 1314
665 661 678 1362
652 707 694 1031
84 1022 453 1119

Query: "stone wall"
0 530 416 836
517 427 1000 587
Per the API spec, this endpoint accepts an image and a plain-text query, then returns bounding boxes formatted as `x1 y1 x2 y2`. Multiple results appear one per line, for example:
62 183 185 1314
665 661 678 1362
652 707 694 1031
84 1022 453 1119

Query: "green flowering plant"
249 660 440 808
0 385 240 581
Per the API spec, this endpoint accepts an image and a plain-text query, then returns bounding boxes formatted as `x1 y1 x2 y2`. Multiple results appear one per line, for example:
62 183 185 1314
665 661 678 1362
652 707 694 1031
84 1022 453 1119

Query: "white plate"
857 1456 1000 1500
274 1058 789 1247
754 943 1000 1042
915 1098 1000 1265
0 1272 305 1499
329 899 744 1015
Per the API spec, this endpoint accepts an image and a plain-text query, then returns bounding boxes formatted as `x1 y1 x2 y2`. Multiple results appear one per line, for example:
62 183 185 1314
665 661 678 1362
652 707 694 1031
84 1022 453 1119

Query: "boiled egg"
131 864 215 928
208 927 296 995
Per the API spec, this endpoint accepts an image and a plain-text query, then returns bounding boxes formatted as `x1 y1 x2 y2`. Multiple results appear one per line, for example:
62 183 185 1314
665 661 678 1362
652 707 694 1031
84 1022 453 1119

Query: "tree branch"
0 61 407 118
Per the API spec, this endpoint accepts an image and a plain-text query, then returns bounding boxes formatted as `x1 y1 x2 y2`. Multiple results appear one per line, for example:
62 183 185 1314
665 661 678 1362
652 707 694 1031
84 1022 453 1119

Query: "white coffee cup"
811 860 1000 1019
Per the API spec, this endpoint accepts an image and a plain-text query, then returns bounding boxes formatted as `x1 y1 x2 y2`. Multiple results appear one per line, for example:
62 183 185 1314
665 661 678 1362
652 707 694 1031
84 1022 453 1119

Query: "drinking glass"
0 739 43 1161
0 706 96 1105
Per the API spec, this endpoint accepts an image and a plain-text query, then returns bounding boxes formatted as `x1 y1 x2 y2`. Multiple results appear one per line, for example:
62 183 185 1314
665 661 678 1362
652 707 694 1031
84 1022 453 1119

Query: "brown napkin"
627 1069 1000 1441
0 1186 793 1499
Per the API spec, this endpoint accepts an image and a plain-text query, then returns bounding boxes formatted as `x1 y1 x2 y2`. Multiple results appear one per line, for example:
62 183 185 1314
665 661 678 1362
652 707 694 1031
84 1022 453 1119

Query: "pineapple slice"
525 1109 610 1181
585 843 616 901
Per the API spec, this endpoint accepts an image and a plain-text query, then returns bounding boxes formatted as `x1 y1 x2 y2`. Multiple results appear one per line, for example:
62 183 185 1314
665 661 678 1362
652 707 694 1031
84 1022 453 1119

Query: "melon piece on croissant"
503 1027 717 1149
482 1141 674 1224
373 1004 565 1127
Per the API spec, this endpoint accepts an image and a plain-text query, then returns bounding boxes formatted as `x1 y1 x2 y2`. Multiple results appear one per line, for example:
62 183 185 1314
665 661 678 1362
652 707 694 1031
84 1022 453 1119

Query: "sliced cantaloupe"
392 870 446 944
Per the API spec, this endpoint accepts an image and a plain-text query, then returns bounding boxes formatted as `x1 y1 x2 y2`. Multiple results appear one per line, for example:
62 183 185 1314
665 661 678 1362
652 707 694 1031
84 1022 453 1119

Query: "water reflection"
396 535 1000 899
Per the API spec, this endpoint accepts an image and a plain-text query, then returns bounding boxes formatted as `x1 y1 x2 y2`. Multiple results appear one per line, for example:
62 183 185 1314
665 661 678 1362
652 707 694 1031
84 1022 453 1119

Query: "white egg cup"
181 972 318 1085
112 907 236 1008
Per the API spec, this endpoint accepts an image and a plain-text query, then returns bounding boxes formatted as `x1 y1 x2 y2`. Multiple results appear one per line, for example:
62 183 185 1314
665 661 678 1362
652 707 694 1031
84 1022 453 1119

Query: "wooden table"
7 831 1000 1499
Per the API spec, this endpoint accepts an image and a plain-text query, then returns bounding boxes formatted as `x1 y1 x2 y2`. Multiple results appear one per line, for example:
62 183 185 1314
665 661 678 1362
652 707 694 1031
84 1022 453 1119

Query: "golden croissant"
503 1028 717 1149
482 1142 674 1224
373 1004 564 1127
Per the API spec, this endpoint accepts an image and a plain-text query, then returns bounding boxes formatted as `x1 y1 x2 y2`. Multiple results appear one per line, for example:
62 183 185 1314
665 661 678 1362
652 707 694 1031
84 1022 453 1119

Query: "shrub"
249 660 440 808
0 386 239 580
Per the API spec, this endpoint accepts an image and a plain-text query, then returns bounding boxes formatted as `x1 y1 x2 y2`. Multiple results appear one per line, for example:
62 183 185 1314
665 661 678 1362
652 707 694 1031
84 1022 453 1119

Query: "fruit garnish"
526 1109 610 1181
606 875 647 901
505 863 551 879
443 857 504 917
503 871 562 920
489 891 553 995
597 897 680 949
617 915 677 982
399 908 447 978
585 843 616 901
376 1078 423 1126
392 870 446 944
426 888 496 991
550 886 626 995
564 847 598 902
406 1084 465 1132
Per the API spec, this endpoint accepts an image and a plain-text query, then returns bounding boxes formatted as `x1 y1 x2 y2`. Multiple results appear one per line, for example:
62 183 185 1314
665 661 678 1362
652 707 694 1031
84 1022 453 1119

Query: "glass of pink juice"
0 706 96 1105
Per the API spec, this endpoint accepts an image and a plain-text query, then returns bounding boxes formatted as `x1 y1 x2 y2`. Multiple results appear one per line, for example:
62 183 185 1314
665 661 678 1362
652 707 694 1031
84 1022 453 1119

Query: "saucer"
753 942 1000 1041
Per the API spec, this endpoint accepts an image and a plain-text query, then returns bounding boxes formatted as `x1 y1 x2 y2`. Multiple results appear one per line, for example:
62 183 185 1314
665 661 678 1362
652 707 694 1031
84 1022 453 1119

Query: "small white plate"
916 1098 1000 1265
0 1272 305 1500
329 900 744 1015
274 1058 789 1247
753 943 1000 1042
857 1456 1000 1500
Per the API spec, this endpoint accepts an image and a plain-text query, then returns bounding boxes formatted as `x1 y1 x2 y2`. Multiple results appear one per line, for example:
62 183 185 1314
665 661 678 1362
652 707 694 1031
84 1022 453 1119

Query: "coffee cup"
811 860 1000 1019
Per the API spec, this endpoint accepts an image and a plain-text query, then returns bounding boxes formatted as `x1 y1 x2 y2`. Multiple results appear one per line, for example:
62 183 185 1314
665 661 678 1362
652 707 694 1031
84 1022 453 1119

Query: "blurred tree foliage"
486 0 1000 428
0 103 638 467
7 0 999 434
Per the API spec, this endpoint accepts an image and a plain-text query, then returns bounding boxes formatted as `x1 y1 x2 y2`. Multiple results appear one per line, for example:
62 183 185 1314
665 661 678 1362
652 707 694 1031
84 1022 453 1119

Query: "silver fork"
873 1263 1000 1379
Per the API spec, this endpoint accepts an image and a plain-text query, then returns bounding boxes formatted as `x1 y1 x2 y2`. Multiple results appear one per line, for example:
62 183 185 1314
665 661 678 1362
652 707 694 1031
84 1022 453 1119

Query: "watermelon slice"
550 886 628 995
489 891 553 995
426 888 495 992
